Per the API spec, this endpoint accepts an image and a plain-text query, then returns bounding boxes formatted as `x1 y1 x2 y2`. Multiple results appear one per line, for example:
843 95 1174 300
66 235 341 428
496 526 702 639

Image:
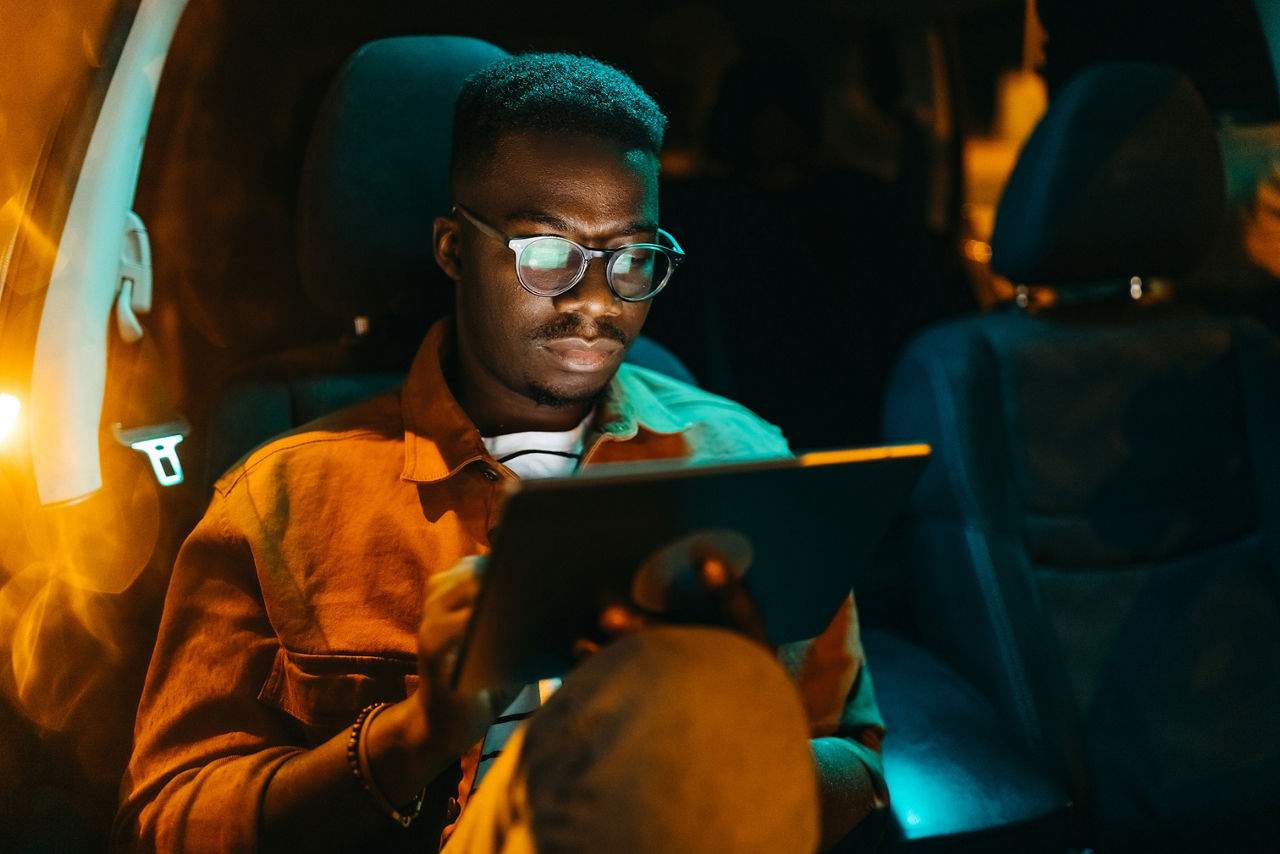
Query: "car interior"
3 1 1280 852
881 59 1280 851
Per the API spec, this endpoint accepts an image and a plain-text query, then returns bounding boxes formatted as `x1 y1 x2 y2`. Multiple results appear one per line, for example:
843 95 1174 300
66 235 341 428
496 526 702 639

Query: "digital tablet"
452 444 930 693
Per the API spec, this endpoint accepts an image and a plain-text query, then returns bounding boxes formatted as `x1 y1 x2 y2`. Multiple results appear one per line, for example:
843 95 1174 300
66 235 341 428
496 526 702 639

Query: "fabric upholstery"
863 629 1069 847
884 310 1280 848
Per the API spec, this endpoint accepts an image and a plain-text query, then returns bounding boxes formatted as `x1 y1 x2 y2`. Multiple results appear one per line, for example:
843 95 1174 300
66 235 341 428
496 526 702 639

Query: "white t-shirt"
480 414 590 479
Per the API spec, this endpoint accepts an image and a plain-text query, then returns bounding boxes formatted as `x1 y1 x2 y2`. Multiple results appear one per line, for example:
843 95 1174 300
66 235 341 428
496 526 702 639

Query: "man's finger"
425 561 483 611
599 603 650 636
698 555 771 646
572 637 601 661
699 554 730 589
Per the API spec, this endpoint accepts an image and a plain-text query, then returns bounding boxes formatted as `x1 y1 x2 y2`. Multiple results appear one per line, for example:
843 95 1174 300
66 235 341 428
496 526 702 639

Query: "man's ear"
433 215 463 283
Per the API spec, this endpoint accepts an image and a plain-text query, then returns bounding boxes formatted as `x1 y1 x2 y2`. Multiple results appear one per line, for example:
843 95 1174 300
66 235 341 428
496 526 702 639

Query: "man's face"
436 130 658 428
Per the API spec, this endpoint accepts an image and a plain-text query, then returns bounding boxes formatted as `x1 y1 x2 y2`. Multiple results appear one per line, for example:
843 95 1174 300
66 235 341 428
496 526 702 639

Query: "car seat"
202 35 695 488
881 61 1280 851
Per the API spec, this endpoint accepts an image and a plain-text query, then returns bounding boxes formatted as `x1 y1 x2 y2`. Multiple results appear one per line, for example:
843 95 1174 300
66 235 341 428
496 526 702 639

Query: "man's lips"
541 337 623 372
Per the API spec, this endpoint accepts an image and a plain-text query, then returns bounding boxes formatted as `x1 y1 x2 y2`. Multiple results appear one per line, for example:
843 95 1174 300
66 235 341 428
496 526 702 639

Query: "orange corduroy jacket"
115 318 885 853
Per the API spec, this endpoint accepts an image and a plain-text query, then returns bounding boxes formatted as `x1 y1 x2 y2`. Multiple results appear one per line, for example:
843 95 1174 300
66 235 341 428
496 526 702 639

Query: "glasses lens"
518 237 585 294
610 247 670 299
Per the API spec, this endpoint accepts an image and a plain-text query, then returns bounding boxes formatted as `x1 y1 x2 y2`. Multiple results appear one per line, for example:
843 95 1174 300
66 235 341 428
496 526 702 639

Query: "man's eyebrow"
504 208 657 237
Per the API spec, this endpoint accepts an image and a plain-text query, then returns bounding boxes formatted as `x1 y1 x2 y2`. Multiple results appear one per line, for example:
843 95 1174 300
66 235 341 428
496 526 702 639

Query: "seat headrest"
297 36 509 319
991 62 1225 288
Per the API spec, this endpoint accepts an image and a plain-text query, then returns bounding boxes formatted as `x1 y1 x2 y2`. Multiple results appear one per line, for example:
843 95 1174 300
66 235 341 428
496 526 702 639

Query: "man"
115 53 886 853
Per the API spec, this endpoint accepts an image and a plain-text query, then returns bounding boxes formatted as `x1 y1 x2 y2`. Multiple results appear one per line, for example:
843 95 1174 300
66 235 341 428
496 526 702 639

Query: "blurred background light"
0 392 20 442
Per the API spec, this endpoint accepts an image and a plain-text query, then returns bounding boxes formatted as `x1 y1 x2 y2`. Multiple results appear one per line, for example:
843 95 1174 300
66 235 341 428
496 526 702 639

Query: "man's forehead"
462 130 657 188
458 130 659 225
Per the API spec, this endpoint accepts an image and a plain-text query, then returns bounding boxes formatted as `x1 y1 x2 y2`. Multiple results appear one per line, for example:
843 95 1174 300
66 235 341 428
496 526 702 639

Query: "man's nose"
553 258 621 317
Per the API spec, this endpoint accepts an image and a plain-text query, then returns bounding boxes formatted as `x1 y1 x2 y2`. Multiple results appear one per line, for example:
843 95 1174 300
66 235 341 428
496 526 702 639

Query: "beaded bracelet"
346 702 426 828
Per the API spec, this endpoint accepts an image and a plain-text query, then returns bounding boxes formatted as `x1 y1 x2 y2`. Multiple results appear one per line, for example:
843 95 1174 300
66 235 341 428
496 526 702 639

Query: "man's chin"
526 377 612 410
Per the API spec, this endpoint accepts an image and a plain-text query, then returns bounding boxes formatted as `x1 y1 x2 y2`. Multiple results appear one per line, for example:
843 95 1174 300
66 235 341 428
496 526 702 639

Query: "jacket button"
446 796 461 822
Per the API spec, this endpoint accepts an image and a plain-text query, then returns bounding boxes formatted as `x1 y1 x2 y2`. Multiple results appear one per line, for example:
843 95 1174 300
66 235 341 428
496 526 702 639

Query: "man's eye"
524 239 576 270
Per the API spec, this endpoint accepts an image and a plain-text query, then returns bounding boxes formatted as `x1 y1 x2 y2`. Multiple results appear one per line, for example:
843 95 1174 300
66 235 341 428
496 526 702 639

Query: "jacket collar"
401 318 691 483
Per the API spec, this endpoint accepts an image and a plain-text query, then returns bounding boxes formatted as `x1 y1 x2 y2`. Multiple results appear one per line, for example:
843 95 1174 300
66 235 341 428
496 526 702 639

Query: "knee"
519 627 819 854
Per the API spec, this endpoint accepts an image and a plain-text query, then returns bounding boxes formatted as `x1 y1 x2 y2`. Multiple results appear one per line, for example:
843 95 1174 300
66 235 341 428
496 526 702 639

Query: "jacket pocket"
258 647 420 744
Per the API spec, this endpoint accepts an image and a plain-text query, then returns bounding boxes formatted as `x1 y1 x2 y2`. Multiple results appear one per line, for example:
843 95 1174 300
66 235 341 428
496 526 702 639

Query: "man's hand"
415 556 503 761
575 553 773 659
351 556 513 816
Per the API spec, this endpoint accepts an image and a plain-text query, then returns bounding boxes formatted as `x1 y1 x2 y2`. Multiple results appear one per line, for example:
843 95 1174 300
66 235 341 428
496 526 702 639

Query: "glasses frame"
452 203 684 302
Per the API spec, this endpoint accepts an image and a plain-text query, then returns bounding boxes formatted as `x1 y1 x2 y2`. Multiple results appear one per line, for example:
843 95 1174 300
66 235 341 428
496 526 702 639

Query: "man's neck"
446 349 599 436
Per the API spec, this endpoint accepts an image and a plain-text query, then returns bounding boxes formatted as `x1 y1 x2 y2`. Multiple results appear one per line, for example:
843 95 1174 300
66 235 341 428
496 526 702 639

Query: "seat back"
882 62 1280 849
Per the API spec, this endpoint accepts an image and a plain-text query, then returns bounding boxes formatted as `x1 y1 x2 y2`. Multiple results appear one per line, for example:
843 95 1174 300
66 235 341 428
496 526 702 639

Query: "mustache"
531 314 631 345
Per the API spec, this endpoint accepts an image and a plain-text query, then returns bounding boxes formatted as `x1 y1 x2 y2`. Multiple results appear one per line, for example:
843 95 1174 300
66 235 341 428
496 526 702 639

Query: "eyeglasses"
452 203 684 302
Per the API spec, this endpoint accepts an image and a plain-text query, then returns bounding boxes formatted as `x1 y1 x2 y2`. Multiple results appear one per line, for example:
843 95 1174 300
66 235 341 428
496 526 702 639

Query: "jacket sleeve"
779 592 888 808
114 493 300 854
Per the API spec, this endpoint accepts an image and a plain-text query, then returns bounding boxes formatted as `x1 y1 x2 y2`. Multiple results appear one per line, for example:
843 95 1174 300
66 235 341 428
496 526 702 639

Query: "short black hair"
451 52 667 181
